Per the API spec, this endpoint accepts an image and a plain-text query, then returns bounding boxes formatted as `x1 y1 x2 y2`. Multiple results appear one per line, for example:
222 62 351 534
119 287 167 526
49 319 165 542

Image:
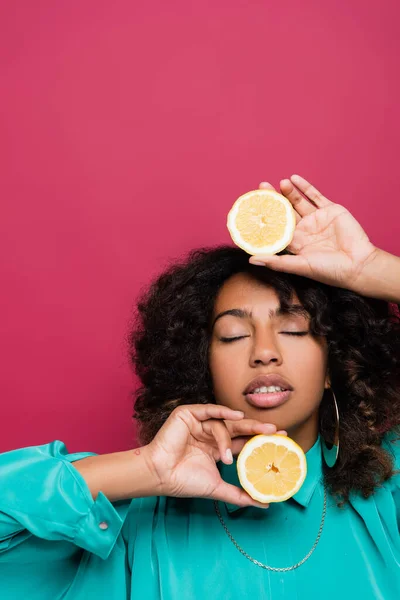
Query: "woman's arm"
0 441 130 559
249 175 400 303
73 445 161 502
353 248 400 303
74 405 277 509
0 407 274 560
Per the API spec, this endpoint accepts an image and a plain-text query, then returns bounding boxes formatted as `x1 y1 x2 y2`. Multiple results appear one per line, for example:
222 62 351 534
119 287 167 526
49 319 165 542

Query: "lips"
243 374 293 409
243 374 293 395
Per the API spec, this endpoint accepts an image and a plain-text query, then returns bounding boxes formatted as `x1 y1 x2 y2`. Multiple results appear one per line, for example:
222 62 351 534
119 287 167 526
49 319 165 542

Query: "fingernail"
249 259 266 266
263 424 275 433
225 449 233 463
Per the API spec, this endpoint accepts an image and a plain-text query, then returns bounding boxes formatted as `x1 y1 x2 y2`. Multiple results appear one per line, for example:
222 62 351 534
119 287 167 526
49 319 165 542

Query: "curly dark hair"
128 245 400 505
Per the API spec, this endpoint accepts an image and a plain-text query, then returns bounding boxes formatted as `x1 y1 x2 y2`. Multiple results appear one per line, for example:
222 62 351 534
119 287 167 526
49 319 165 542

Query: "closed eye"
219 336 249 343
219 332 309 343
281 331 309 336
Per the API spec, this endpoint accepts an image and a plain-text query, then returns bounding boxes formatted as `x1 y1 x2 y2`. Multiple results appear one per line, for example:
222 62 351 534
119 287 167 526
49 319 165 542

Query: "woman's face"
209 272 330 451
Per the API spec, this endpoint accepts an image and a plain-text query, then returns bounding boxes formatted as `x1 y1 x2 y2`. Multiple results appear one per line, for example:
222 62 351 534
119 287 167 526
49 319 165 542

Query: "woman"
1 175 399 599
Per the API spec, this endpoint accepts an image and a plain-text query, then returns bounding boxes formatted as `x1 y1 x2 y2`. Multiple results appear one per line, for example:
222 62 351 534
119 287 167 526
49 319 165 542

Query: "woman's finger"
290 174 332 208
212 480 269 509
210 436 249 461
259 181 301 224
225 419 276 438
229 431 288 457
172 404 244 424
280 178 316 218
258 181 276 191
230 436 252 456
204 420 234 465
249 253 311 277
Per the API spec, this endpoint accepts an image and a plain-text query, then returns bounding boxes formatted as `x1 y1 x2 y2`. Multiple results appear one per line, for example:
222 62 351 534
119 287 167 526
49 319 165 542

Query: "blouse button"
99 521 109 530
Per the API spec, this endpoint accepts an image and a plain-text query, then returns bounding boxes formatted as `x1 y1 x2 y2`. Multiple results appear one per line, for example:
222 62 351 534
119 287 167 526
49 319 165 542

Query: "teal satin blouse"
0 434 399 599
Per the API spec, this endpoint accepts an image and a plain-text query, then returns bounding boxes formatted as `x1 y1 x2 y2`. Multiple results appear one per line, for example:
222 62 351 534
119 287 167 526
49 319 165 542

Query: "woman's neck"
287 412 319 453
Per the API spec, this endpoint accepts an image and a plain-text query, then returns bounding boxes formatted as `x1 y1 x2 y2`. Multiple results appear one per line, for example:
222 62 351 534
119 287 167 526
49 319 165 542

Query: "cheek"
294 345 326 370
209 347 242 397
289 342 328 392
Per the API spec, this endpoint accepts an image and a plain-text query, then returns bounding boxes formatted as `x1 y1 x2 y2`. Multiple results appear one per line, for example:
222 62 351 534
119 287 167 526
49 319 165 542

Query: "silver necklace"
214 486 327 572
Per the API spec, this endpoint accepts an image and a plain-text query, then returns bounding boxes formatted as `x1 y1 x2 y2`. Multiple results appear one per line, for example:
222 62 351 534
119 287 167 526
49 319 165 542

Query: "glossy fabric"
0 435 399 599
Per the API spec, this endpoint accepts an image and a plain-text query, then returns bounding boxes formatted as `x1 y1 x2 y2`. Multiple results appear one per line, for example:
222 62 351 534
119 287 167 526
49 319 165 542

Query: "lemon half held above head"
227 189 296 255
237 434 307 503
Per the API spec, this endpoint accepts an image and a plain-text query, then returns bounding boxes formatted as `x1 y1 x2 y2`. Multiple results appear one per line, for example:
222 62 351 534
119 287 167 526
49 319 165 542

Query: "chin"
244 405 290 430
243 405 279 421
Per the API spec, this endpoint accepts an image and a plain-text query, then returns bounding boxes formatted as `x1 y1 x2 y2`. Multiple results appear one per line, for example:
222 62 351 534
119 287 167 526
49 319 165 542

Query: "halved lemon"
227 189 296 255
237 434 307 503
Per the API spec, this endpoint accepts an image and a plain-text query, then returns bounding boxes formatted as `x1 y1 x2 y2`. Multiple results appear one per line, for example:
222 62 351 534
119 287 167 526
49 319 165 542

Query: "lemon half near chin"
227 189 296 255
237 434 307 503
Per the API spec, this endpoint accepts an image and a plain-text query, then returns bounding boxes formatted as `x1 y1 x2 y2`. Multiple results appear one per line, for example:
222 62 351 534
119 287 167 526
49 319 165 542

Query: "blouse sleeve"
0 440 130 560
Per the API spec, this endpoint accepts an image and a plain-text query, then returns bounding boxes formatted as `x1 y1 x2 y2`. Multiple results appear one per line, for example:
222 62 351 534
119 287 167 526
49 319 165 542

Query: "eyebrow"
212 304 310 327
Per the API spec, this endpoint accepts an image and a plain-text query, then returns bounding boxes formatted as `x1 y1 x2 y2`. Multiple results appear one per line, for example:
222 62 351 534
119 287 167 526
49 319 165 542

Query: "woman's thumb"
249 254 309 277
212 481 269 510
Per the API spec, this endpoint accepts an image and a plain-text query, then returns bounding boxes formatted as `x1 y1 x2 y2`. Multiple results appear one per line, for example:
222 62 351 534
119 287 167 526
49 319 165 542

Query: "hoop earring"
320 388 340 468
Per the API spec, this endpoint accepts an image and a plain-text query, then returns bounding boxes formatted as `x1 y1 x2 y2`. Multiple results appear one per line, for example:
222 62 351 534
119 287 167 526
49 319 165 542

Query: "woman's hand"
145 404 285 508
249 175 378 293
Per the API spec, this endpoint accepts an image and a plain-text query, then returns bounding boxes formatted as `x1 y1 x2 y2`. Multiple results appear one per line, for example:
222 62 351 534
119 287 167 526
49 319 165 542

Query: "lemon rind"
237 434 307 504
227 190 296 256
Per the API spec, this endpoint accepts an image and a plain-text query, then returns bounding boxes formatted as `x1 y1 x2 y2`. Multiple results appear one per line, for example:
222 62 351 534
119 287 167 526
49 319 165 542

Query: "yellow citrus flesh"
227 189 296 255
237 434 307 503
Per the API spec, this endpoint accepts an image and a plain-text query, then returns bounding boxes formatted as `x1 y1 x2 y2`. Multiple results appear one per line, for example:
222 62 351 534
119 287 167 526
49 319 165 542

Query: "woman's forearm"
355 248 400 303
73 445 162 502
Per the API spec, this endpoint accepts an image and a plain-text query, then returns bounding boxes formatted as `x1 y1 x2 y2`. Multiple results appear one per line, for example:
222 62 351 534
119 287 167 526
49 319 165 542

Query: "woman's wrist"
353 248 400 303
73 444 163 503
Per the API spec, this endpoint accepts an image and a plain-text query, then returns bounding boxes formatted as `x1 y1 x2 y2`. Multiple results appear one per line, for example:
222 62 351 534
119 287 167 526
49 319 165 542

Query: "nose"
249 330 283 367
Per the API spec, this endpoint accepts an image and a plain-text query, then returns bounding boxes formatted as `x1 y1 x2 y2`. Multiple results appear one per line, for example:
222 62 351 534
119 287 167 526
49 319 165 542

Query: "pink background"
1 1 399 453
